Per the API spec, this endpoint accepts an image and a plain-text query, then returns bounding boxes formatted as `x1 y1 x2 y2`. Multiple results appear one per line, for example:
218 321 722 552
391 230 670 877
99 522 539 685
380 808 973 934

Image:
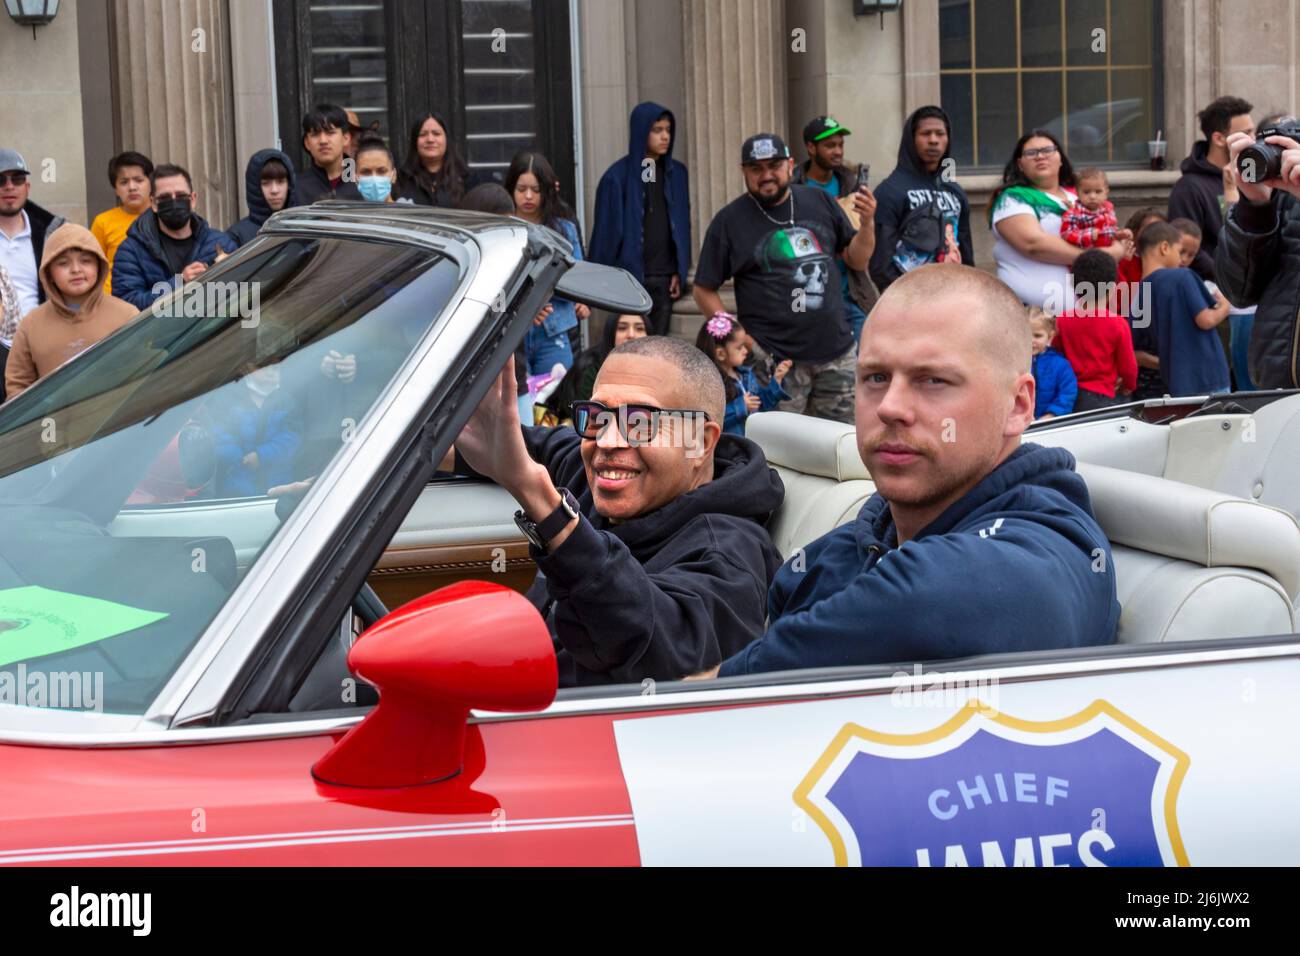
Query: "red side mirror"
312 581 557 788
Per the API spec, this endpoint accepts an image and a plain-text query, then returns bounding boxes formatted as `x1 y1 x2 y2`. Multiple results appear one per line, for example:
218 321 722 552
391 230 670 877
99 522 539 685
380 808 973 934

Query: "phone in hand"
854 163 871 191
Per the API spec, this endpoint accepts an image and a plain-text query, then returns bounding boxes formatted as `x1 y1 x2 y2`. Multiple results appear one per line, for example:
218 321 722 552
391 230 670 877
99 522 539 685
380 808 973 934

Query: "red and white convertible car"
0 204 1297 866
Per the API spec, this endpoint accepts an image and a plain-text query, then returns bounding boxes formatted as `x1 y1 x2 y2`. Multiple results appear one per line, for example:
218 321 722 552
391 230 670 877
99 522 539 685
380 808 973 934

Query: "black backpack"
898 191 946 255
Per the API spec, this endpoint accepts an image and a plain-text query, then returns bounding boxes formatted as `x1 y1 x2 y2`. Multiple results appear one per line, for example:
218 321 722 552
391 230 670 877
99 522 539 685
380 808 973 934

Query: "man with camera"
1169 96 1254 280
1216 120 1300 389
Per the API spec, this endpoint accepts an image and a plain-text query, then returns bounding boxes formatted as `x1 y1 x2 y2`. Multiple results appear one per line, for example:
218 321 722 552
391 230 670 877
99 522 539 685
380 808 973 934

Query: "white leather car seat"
750 411 1300 645
1077 463 1300 643
746 412 875 558
1162 393 1300 520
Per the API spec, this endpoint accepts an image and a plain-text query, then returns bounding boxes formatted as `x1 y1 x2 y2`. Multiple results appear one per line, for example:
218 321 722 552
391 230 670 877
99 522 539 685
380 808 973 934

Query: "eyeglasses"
0 173 27 186
154 192 192 203
1022 145 1058 160
570 400 712 444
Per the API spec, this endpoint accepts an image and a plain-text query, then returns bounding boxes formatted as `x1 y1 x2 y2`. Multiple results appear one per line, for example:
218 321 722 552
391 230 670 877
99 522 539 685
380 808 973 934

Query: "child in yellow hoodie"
5 223 138 398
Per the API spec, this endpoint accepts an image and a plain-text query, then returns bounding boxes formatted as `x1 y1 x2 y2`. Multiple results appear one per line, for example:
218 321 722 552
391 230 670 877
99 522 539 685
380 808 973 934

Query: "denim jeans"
526 324 575 377
1229 312 1258 391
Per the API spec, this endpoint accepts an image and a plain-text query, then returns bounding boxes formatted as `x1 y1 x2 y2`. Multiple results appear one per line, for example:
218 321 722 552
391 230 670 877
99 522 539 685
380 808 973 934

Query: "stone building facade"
3 0 1298 315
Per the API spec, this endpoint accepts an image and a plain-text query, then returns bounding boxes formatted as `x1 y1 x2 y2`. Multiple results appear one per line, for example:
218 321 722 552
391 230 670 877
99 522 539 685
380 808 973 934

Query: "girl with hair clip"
695 312 792 435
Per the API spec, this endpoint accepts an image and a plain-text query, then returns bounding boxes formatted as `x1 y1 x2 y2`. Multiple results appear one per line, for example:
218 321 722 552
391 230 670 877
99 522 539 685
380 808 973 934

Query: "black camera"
1236 120 1300 183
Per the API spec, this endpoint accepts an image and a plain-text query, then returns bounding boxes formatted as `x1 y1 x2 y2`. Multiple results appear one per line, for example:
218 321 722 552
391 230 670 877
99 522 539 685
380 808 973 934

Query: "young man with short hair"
295 104 363 203
111 163 227 311
792 115 873 341
1133 221 1231 397
693 265 1119 678
693 133 875 424
91 151 154 295
1168 95 1254 278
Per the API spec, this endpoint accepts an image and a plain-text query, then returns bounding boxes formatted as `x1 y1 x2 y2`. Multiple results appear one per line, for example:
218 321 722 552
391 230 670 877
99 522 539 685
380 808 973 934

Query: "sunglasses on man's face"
570 400 712 444
155 192 191 203
0 173 27 187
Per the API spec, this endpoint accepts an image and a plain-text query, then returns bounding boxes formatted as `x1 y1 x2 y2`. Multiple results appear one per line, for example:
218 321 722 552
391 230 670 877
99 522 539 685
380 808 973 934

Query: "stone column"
681 0 788 256
113 0 239 231
902 0 940 115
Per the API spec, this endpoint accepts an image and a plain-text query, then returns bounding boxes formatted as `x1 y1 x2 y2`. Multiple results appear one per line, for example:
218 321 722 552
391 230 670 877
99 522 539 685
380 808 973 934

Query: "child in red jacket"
1055 250 1138 413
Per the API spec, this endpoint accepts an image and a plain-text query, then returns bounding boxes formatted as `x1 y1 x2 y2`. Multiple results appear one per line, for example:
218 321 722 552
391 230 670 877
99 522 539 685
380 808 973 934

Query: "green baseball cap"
804 116 851 143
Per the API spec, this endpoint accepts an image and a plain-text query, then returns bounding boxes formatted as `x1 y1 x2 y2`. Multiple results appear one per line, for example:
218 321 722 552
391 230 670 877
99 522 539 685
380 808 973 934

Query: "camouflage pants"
752 343 856 424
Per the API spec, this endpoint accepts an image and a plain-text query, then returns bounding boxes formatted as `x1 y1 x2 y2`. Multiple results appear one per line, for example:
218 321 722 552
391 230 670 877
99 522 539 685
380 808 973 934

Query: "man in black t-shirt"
693 133 875 422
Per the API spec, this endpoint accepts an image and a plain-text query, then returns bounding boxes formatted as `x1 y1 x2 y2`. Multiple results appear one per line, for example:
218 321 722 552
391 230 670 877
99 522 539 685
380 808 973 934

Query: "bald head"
873 264 1032 384
607 333 727 424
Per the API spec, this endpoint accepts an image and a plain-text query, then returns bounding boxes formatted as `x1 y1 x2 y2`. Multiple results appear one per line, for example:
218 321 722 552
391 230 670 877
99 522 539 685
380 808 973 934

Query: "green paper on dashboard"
0 585 168 666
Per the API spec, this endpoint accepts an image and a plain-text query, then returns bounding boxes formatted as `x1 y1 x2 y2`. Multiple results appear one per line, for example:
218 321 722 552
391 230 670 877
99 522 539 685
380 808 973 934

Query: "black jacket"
1215 193 1300 388
1168 141 1224 279
869 107 973 292
395 167 483 208
295 160 362 204
24 200 61 306
507 427 785 687
224 148 298 249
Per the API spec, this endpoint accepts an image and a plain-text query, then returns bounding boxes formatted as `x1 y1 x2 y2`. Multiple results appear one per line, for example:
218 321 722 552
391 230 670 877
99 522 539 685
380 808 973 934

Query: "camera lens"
1238 142 1283 183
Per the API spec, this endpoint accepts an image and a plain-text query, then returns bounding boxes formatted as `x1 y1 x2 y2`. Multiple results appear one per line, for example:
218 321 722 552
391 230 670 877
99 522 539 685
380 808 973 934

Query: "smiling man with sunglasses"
454 333 785 687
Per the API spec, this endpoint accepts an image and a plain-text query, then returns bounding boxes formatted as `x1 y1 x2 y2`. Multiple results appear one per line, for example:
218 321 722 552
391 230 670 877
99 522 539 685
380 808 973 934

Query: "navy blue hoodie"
516 426 783 687
224 149 298 250
587 102 692 285
720 443 1119 676
869 106 974 292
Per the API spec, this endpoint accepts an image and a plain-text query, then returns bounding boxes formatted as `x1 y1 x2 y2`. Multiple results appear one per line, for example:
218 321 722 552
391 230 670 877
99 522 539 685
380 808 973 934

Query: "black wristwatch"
515 486 581 554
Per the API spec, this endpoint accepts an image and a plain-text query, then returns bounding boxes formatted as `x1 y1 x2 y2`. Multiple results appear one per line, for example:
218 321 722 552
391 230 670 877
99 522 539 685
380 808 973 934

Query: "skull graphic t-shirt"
695 183 857 363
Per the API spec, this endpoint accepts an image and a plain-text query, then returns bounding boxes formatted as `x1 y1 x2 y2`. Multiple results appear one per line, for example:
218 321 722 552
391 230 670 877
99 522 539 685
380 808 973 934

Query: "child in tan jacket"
5 223 138 398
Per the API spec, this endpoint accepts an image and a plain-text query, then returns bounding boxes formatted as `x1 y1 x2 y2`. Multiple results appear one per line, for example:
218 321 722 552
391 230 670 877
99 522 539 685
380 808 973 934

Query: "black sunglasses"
0 173 27 187
570 400 712 444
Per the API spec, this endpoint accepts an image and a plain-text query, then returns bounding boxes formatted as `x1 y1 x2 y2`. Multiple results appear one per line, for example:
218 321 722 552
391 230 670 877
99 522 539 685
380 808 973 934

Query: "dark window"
940 0 1162 170
273 0 576 197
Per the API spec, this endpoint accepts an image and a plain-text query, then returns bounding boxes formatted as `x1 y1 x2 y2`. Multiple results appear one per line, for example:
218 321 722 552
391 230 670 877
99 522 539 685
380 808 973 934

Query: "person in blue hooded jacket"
112 163 227 312
691 264 1119 678
588 102 692 336
223 149 297 250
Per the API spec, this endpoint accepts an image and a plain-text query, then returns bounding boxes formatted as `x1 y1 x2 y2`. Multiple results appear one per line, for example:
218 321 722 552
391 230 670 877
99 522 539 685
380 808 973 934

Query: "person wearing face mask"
354 135 413 204
211 360 303 498
223 149 297 250
111 164 227 312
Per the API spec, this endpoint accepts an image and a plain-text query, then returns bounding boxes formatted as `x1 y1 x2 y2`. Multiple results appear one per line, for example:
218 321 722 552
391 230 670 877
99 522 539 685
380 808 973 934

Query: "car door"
597 638 1300 866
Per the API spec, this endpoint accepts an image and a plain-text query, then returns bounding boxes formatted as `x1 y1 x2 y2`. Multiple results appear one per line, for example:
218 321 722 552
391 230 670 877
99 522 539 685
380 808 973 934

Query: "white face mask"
246 365 280 396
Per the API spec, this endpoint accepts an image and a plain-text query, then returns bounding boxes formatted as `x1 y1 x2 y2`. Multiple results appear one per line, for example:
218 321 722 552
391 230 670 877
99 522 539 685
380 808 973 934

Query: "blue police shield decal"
793 700 1189 867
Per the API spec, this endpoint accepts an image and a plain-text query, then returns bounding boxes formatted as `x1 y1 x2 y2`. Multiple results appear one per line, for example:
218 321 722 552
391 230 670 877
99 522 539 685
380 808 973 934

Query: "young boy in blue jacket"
1030 309 1077 419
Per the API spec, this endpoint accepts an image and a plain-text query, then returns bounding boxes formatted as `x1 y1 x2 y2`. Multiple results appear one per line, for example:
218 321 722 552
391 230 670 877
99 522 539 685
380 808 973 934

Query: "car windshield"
0 234 462 716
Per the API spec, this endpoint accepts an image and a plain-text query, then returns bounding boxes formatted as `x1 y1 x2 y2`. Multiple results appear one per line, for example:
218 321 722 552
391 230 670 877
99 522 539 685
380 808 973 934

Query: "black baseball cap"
804 115 852 143
741 133 791 165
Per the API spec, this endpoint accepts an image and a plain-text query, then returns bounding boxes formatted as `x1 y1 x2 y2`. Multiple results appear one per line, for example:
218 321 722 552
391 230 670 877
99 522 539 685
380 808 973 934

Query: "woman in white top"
989 130 1129 310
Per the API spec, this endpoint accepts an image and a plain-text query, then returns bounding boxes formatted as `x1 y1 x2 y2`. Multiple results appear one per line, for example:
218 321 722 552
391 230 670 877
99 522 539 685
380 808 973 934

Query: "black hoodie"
512 426 785 687
868 107 973 292
224 149 298 249
1168 140 1224 280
